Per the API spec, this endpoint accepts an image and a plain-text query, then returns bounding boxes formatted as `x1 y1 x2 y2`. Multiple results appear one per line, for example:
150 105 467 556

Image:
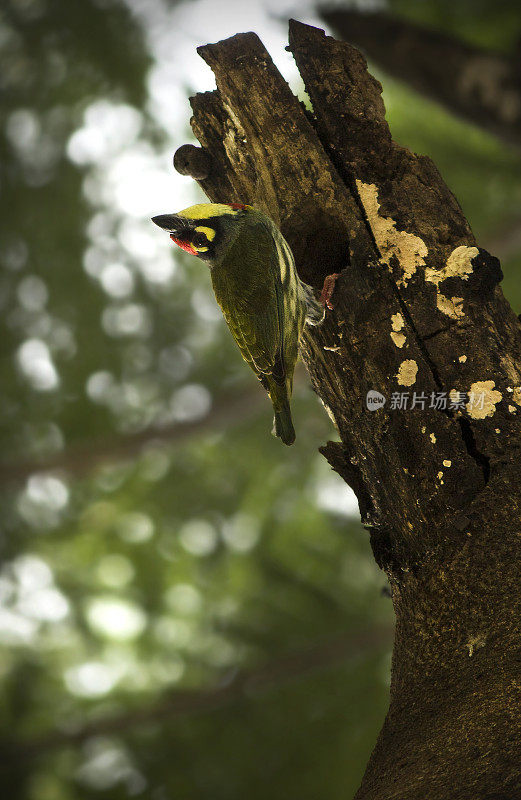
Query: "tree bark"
178 20 521 799
322 9 521 152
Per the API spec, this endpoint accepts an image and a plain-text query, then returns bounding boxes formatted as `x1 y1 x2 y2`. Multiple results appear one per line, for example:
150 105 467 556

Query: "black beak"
151 214 190 234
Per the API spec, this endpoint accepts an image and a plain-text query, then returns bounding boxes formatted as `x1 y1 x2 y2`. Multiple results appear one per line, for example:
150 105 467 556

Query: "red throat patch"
170 234 196 255
229 203 248 210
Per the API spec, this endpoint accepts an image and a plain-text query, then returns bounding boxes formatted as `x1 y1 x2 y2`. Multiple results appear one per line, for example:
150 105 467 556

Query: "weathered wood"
173 143 211 180
185 21 521 799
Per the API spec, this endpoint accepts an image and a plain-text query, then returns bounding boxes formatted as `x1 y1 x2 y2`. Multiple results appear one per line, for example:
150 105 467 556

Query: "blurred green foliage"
0 0 520 798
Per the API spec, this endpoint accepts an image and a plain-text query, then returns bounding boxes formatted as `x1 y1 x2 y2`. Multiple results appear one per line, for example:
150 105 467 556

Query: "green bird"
152 203 331 445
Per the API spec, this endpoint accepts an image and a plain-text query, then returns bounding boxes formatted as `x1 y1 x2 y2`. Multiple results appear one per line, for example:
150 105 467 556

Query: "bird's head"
152 202 251 266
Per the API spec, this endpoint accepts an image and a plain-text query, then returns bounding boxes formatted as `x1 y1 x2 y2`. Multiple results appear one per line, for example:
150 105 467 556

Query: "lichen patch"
513 387 521 406
467 380 502 419
390 313 406 347
355 181 428 286
430 433 436 443
459 355 467 363
391 313 404 331
425 245 479 286
466 634 486 657
446 245 478 279
443 460 452 467
396 360 418 386
391 331 406 348
436 293 464 319
425 245 479 319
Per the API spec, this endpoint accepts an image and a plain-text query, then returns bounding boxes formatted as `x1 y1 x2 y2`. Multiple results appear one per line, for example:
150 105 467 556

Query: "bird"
152 203 334 446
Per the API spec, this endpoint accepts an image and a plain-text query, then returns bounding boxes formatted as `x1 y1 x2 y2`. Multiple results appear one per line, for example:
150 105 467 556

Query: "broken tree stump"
176 20 521 800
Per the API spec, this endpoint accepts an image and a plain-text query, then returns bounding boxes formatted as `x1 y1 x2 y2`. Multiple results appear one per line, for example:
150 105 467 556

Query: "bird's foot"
320 273 340 310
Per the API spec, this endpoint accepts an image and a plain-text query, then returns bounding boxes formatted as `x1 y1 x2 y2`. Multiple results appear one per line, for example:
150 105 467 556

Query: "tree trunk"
176 20 521 799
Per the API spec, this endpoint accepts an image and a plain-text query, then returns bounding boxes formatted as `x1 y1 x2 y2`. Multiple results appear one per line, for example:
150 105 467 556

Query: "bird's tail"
267 371 296 446
272 404 296 446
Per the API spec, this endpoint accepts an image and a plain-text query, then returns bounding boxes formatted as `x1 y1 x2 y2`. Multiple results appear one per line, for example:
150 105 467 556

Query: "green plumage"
152 203 320 445
211 210 305 445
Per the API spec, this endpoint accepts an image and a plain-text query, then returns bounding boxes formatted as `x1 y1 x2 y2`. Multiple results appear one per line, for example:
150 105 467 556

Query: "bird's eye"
192 232 208 248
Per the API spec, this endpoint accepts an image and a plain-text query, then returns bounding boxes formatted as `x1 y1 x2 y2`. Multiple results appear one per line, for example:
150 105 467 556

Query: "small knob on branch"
173 144 211 180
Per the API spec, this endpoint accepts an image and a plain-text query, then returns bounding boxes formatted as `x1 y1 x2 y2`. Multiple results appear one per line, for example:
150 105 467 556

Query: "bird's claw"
320 273 340 310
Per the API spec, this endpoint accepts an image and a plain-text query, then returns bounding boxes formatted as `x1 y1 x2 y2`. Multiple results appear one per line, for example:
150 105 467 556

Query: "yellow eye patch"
195 226 216 241
190 226 215 253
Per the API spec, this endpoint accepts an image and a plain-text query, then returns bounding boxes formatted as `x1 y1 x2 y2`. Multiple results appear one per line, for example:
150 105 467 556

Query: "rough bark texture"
322 9 521 151
179 21 521 799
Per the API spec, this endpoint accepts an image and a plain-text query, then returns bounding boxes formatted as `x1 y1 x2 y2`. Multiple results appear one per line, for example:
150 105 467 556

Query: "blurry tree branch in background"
179 19 521 798
0 387 264 486
484 218 521 264
321 9 521 152
5 627 392 762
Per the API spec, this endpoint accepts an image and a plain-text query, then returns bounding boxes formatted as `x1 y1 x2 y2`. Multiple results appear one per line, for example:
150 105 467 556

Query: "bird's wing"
214 219 287 382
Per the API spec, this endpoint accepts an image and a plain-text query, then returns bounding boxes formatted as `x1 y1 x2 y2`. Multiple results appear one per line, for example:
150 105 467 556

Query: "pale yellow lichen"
390 313 406 347
396 360 418 386
466 634 486 657
421 426 426 434
459 355 467 363
430 433 436 443
466 380 502 419
436 293 464 319
509 405 517 413
391 331 406 348
443 460 452 467
513 387 521 405
425 245 479 286
355 181 428 286
438 471 444 480
425 245 479 319
391 313 404 331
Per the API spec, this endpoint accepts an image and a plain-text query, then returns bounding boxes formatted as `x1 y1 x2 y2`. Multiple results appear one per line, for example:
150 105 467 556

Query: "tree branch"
0 386 265 486
321 9 521 151
483 217 521 262
3 627 392 763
